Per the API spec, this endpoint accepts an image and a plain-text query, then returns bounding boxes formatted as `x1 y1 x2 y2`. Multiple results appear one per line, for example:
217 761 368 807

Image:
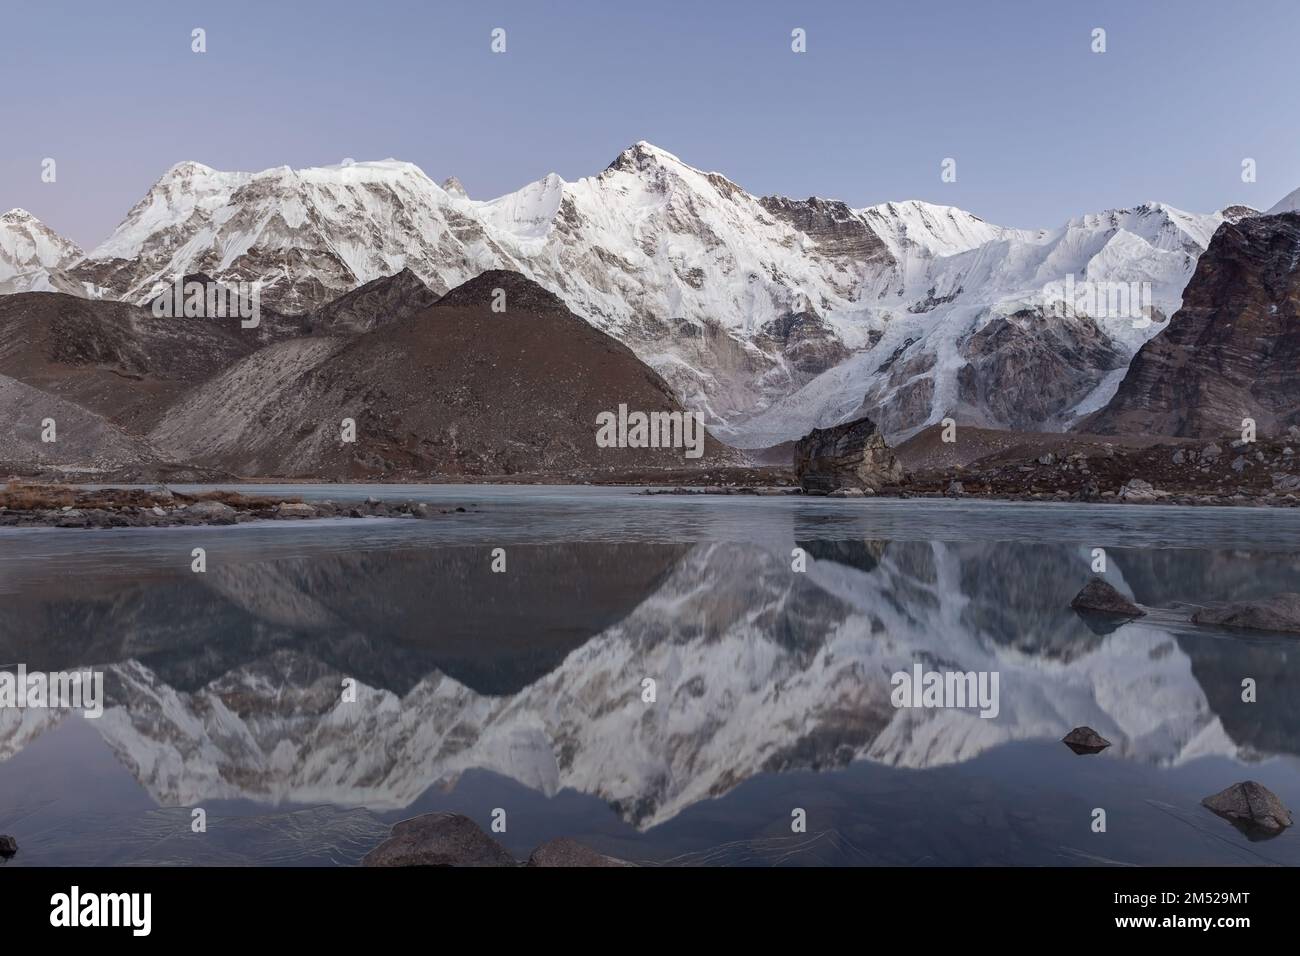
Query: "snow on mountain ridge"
1267 185 1300 215
10 145 1265 442
0 208 85 294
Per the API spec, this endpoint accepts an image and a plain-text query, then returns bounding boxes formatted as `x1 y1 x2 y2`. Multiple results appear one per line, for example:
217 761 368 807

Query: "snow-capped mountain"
0 209 83 294
14 145 1267 444
67 159 513 314
1267 186 1300 215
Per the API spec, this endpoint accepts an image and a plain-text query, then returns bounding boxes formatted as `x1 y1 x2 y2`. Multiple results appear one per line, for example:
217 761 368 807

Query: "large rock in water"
1192 593 1300 634
793 416 903 493
1201 781 1293 836
361 813 515 867
1062 726 1112 755
526 838 633 867
1080 212 1300 437
1070 579 1145 617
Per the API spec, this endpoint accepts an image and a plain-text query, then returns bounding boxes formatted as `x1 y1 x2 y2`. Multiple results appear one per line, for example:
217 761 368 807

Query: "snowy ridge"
0 209 84 294
12 146 1293 442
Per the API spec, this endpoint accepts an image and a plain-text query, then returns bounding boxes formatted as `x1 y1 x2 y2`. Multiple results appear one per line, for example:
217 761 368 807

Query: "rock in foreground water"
1070 579 1145 617
1062 727 1112 755
361 813 515 867
1201 781 1293 836
527 838 633 867
0 834 17 858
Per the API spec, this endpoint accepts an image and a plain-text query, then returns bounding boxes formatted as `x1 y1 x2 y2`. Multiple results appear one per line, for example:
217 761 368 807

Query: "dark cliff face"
1081 212 1300 438
956 308 1127 430
759 195 894 266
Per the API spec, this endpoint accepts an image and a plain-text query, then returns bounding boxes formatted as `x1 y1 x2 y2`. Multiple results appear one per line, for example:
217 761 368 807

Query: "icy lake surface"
2 487 1298 866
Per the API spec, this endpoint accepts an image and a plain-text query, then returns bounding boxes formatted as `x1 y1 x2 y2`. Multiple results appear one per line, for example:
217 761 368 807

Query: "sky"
3 0 1298 248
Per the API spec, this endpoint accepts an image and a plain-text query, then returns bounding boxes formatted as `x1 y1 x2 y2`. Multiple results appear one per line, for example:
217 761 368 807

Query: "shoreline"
0 484 472 529
6 479 1300 530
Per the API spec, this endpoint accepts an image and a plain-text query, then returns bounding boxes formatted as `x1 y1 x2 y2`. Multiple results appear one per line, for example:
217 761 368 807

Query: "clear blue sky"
3 0 1297 247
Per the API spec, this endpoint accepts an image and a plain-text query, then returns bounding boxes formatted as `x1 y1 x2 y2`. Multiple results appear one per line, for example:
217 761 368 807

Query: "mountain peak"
161 160 219 180
441 176 468 198
605 141 692 175
1219 204 1259 223
1267 185 1300 216
434 270 571 315
2 208 36 222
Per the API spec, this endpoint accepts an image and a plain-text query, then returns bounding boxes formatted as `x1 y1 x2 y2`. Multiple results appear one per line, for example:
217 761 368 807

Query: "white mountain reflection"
3 521 1298 832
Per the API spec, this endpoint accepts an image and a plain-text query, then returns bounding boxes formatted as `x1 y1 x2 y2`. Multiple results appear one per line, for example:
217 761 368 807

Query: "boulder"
184 500 238 524
276 502 317 518
526 838 633 867
55 508 87 527
1272 474 1300 493
1062 726 1111 755
0 834 16 858
1070 579 1145 617
1201 781 1293 837
1118 478 1159 502
361 812 515 867
1192 593 1300 634
793 416 903 494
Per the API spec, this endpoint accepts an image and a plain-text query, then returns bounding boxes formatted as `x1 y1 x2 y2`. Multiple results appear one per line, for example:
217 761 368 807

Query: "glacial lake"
2 486 1299 866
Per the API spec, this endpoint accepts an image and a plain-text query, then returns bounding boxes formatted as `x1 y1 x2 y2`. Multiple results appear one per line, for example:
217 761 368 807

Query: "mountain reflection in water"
1 489 1299 866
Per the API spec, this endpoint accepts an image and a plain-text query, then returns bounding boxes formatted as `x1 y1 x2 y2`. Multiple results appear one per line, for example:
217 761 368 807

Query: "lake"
2 486 1298 866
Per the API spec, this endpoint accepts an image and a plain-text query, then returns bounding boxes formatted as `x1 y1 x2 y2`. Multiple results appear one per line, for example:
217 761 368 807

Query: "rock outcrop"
1192 593 1300 634
1201 781 1293 836
1070 579 1145 617
793 416 903 493
526 838 632 867
955 308 1127 430
1082 212 1300 437
1062 726 1112 755
361 813 515 867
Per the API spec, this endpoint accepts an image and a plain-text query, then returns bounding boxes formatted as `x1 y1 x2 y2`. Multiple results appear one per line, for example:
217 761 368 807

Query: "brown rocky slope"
1081 211 1300 438
149 271 738 479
